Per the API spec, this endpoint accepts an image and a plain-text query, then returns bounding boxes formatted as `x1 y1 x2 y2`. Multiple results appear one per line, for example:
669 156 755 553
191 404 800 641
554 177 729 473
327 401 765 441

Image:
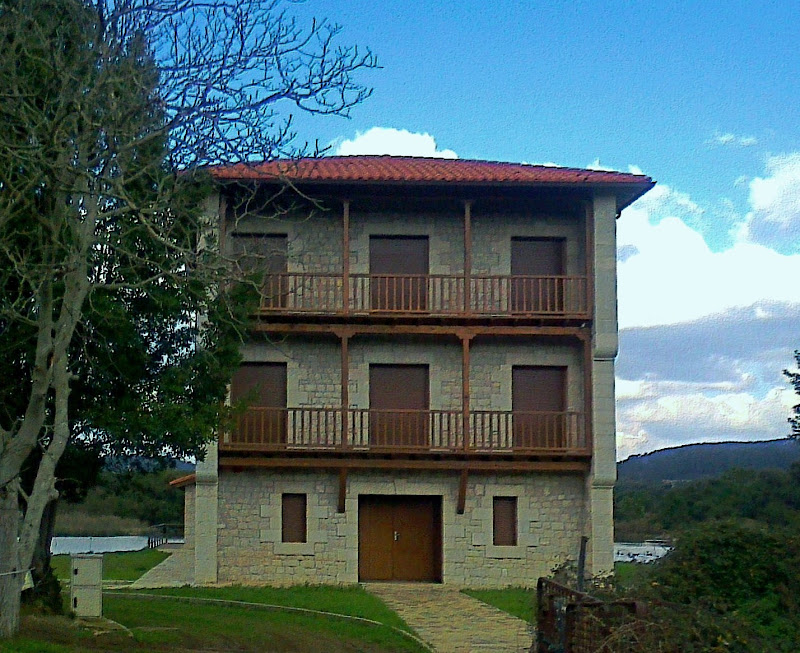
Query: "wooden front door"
230 363 287 445
369 365 429 448
510 238 565 313
370 236 429 311
358 496 442 582
512 366 567 449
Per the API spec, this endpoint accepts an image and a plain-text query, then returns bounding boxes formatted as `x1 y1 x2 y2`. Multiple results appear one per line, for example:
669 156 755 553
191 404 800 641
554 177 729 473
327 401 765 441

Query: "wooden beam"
457 469 468 514
338 468 348 513
220 456 590 474
254 322 587 339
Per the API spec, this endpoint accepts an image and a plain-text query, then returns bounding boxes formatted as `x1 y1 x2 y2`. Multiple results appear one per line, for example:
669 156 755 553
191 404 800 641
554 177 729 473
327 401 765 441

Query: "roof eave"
213 174 656 203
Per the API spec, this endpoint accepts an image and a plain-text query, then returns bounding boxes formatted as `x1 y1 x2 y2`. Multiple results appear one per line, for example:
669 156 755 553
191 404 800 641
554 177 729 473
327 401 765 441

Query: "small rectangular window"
493 496 517 546
282 494 307 543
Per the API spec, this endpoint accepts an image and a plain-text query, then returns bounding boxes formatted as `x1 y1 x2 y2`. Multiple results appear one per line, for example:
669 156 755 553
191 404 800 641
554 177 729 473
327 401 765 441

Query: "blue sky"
285 0 800 458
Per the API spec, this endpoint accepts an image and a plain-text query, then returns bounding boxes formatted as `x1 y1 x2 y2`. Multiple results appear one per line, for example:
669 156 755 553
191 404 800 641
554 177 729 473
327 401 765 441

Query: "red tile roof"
210 155 652 188
169 473 196 488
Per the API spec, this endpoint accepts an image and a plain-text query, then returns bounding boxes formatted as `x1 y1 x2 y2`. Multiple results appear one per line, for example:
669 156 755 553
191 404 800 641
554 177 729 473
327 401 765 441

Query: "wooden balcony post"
342 200 351 315
461 333 473 451
463 200 473 316
340 332 350 450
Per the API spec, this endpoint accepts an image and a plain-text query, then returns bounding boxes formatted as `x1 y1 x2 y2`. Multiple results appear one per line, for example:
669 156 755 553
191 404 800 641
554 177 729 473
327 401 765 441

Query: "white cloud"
743 153 800 247
707 132 759 147
587 158 614 171
334 127 458 158
616 382 795 459
614 305 799 458
618 181 800 328
615 157 800 457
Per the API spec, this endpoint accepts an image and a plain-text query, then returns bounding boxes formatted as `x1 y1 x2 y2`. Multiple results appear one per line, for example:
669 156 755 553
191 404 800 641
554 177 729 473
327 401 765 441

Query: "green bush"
614 521 800 651
649 521 800 609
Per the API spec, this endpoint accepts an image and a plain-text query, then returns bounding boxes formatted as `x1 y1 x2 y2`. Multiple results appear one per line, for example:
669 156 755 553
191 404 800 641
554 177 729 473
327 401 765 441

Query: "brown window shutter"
369 236 429 310
369 364 429 447
230 363 288 446
282 494 307 543
510 237 565 312
493 496 517 546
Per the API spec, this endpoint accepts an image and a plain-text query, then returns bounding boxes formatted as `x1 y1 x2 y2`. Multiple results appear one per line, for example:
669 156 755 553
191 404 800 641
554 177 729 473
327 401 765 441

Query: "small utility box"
70 554 103 617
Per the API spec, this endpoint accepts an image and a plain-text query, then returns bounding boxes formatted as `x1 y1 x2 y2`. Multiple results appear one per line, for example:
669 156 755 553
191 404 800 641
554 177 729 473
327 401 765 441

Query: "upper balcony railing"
221 407 589 456
258 273 589 318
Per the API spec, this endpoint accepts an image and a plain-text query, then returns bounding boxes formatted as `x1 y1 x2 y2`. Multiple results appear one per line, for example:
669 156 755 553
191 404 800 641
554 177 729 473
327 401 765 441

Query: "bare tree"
0 0 375 637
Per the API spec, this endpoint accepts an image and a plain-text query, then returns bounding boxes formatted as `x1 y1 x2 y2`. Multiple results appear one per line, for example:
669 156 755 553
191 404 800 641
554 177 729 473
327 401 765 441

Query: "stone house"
173 155 654 587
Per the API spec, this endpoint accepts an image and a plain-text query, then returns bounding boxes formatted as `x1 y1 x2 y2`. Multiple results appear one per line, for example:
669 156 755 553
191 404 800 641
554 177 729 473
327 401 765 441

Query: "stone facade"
182 173 645 587
216 468 585 587
237 338 583 416
228 201 584 281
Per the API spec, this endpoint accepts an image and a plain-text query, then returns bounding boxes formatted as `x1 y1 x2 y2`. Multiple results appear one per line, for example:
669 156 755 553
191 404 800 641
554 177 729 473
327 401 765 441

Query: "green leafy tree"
0 0 375 636
786 350 800 439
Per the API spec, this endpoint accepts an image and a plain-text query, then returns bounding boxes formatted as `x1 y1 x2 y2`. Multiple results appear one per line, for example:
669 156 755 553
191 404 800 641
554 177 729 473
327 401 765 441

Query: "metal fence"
535 578 647 653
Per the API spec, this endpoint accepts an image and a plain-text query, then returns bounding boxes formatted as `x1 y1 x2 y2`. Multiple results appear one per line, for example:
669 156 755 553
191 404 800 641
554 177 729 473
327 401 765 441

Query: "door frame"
357 494 443 582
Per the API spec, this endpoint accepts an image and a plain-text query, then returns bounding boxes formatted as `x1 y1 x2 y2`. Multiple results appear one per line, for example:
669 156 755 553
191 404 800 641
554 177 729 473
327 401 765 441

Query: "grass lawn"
614 561 653 591
50 549 169 582
6 594 426 652
141 585 413 632
6 551 425 652
462 588 535 622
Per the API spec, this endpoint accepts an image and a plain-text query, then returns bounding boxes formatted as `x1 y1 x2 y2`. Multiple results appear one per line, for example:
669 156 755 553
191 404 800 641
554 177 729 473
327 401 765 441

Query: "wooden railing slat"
225 407 587 455
255 273 588 316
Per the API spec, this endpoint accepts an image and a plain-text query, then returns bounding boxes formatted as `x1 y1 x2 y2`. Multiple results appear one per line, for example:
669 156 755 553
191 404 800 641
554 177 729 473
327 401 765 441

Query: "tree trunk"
22 499 62 614
0 484 23 638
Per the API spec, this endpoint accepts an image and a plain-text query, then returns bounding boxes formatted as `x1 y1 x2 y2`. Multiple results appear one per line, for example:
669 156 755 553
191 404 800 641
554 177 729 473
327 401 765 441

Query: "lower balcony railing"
257 273 589 317
222 407 589 454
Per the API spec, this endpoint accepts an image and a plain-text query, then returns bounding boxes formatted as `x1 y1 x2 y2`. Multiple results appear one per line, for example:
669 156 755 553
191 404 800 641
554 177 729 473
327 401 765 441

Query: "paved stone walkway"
365 583 532 653
130 548 194 588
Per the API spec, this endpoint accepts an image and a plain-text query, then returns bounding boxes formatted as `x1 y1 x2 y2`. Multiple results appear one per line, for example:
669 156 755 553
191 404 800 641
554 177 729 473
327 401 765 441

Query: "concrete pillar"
194 440 219 584
587 194 618 576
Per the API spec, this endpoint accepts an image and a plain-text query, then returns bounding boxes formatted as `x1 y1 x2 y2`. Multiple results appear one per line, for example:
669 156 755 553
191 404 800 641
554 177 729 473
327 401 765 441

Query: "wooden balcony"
257 273 589 318
221 407 589 456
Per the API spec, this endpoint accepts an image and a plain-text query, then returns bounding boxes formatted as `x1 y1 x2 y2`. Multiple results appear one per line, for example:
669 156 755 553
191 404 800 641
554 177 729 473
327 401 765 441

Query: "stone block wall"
216 468 585 587
471 212 583 276
226 203 586 279
240 338 341 408
348 337 463 411
226 208 344 274
239 337 583 414
183 485 196 550
469 341 583 412
349 209 463 275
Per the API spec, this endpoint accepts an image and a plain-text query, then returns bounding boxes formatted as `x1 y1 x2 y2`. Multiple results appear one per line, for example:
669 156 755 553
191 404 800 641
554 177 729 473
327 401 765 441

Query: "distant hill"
617 439 800 485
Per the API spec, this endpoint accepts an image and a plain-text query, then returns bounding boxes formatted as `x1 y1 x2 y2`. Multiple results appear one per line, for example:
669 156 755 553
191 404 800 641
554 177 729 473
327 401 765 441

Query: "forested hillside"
618 439 800 485
615 463 800 541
